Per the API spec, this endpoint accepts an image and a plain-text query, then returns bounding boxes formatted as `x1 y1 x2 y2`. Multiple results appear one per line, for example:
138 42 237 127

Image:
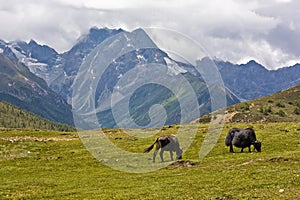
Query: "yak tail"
144 138 158 153
225 133 232 146
225 128 239 146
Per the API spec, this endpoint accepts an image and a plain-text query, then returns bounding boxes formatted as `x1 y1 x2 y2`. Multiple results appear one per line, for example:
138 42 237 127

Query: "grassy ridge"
197 85 300 124
0 101 75 131
1 123 299 199
228 85 300 123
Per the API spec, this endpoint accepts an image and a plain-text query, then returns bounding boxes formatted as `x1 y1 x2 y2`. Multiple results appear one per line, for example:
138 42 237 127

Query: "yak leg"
248 146 251 152
241 148 244 153
169 151 174 161
160 149 165 162
153 150 158 163
230 144 234 153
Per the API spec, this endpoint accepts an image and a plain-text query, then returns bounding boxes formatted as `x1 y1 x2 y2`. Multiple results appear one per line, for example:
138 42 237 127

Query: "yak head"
176 148 183 160
252 140 262 152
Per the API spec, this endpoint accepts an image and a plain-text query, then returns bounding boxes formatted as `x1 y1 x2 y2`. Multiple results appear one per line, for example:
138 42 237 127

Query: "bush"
294 107 300 115
239 103 250 112
260 106 272 115
277 110 286 117
276 102 285 108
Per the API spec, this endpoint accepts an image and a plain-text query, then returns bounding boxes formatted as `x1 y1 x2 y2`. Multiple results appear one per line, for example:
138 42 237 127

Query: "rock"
279 189 284 193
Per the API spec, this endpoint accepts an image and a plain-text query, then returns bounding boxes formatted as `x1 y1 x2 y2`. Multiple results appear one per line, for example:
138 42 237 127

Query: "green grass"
1 123 300 199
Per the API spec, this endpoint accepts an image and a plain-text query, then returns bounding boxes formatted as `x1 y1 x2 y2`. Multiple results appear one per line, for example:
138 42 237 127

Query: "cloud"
254 0 300 55
0 0 299 69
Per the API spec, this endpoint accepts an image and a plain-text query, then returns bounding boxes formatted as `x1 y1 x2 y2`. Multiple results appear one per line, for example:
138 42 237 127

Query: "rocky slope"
0 54 73 125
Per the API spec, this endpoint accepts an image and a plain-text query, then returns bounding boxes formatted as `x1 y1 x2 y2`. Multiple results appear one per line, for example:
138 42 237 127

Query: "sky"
0 0 299 69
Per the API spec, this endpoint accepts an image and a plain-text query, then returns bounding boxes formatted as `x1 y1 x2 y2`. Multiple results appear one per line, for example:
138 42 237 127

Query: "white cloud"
0 0 299 69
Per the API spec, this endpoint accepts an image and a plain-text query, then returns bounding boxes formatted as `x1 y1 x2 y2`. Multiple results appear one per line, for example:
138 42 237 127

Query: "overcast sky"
0 0 299 69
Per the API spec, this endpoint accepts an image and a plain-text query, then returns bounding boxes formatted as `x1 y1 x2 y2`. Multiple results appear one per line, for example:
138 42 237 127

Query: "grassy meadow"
1 122 300 199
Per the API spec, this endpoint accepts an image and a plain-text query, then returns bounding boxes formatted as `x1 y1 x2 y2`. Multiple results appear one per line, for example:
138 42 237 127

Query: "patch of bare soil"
224 111 238 123
210 197 233 200
268 157 300 162
233 157 300 167
168 160 199 169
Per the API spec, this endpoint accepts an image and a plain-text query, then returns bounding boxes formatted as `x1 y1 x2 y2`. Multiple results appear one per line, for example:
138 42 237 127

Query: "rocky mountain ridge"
1 27 299 127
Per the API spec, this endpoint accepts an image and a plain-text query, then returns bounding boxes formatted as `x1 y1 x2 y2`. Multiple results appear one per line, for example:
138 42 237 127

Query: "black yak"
225 128 261 153
144 134 182 162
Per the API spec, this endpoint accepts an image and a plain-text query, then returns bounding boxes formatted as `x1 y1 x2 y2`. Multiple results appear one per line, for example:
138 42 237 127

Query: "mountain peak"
89 26 124 32
246 60 260 66
240 60 267 71
76 27 124 45
28 39 38 46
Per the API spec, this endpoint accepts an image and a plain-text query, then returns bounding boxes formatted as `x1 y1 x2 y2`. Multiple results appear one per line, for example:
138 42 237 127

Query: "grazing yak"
144 134 182 162
225 128 261 153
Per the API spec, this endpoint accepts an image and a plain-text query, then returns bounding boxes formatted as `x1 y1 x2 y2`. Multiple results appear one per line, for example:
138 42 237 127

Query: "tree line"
0 101 76 132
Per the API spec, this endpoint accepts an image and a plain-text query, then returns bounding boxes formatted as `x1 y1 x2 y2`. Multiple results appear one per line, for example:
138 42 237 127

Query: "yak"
225 128 261 153
144 134 182 163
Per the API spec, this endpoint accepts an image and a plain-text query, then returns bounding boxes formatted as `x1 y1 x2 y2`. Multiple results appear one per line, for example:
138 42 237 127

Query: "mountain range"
214 59 300 100
0 27 299 128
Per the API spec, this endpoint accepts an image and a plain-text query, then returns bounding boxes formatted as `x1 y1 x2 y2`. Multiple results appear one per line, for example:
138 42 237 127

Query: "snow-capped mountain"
0 28 124 102
0 27 240 127
0 39 63 85
54 28 124 101
1 26 299 127
72 28 239 128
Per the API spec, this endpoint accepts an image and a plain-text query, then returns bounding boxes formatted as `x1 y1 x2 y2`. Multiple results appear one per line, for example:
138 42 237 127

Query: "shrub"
277 110 286 117
239 103 250 112
276 102 285 108
294 107 300 115
260 106 272 115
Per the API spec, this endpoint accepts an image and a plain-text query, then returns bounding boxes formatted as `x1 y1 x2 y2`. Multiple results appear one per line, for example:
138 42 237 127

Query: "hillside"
0 101 75 131
0 54 74 125
196 85 300 124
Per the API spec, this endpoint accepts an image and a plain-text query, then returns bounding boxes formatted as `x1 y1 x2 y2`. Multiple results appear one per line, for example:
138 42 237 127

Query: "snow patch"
8 43 49 74
8 82 14 87
164 57 187 75
137 55 144 60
